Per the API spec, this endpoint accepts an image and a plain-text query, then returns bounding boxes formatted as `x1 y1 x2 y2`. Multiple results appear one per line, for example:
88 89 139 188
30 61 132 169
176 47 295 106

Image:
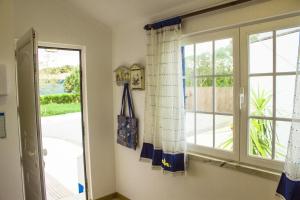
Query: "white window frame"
184 15 300 171
240 15 300 171
182 28 240 161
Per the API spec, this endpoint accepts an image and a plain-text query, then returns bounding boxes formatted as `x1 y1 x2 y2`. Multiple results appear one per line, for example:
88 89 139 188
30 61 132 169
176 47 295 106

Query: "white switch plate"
0 64 7 96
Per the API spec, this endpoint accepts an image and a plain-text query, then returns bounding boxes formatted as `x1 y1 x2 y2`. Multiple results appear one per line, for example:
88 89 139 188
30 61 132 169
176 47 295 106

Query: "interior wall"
0 0 115 199
0 0 24 199
112 0 300 200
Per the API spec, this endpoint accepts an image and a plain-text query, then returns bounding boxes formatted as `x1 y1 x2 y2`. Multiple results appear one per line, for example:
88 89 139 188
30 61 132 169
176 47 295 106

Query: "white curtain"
140 24 186 173
276 34 300 200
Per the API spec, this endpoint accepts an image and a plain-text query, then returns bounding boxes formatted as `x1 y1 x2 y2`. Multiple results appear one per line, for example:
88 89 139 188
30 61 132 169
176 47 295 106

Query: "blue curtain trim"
144 17 182 30
140 142 185 172
276 173 300 200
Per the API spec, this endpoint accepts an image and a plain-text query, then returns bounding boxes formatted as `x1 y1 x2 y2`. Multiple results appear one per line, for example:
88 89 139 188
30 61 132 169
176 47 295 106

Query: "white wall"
112 0 300 200
0 0 24 199
0 0 115 199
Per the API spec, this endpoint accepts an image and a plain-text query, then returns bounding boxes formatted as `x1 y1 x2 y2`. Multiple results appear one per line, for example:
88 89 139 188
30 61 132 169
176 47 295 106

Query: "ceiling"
65 0 231 27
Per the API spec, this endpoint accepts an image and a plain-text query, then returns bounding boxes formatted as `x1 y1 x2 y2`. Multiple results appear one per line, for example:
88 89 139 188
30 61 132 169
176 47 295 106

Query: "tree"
184 41 233 87
64 69 80 93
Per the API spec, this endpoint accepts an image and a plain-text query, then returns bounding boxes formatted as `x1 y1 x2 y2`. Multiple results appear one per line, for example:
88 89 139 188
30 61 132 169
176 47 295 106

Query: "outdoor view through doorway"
38 47 87 200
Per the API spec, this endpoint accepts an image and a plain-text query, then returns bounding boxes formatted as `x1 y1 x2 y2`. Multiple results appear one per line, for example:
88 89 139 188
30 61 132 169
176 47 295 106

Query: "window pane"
185 112 195 144
248 118 273 159
184 77 194 111
196 41 213 76
196 113 213 147
196 77 213 112
215 76 233 114
276 27 300 72
249 32 273 74
275 121 291 161
215 38 233 75
249 76 273 117
183 44 194 78
276 75 296 118
215 115 233 151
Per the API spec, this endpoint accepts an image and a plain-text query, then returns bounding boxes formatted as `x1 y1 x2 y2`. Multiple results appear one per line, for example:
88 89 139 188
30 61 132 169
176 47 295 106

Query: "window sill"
187 151 281 181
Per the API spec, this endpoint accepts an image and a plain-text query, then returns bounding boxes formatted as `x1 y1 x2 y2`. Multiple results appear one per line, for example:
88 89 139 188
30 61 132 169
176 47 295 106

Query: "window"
183 16 300 171
182 29 240 161
240 16 300 170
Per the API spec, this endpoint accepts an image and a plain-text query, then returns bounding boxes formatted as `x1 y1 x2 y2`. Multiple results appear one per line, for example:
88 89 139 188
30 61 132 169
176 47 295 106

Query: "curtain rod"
181 0 254 19
144 0 254 30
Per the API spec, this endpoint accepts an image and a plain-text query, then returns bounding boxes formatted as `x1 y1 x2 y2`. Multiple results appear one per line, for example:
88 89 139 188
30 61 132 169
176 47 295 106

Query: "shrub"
40 93 80 105
40 65 74 75
64 69 80 93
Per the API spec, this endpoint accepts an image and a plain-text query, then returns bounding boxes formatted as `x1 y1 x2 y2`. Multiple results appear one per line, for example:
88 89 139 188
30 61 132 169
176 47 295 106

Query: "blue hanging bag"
117 83 138 150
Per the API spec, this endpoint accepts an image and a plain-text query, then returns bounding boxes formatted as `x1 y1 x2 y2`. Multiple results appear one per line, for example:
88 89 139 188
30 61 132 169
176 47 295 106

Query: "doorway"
38 46 87 200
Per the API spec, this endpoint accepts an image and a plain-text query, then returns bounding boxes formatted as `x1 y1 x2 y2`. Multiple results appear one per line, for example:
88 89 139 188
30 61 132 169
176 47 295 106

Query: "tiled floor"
45 172 85 200
46 172 73 200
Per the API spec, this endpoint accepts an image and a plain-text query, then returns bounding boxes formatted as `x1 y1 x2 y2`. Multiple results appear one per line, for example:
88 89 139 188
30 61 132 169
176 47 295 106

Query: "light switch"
0 64 7 96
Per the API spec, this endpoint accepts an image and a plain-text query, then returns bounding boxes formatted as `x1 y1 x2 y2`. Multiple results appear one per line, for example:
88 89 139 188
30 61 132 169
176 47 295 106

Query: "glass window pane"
275 121 291 161
215 76 233 114
196 113 213 147
185 112 195 144
276 27 300 72
276 75 296 118
215 115 233 151
196 41 213 76
196 77 213 112
248 118 273 159
215 38 233 75
184 77 194 111
249 76 273 117
249 32 273 74
183 45 194 77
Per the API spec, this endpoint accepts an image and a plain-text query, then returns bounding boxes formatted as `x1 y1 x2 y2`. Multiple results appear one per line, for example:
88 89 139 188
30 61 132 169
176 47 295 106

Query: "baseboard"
96 193 116 200
96 192 130 200
116 192 130 200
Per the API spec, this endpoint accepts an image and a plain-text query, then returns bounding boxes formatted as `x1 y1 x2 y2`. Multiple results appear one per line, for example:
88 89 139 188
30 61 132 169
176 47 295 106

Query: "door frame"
38 42 91 199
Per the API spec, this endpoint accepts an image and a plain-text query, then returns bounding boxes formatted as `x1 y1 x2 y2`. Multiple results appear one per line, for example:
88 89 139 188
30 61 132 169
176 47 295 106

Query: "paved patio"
41 112 86 200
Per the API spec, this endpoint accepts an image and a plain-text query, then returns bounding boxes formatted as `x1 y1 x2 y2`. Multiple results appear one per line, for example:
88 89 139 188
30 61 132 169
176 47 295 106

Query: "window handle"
240 87 245 110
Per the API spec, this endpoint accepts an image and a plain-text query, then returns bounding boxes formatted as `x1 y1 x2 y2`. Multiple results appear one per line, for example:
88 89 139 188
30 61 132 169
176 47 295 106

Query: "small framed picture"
130 64 145 90
114 66 130 86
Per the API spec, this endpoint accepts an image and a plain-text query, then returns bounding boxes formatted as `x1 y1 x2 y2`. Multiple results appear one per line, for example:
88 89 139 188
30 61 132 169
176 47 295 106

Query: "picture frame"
130 64 145 90
114 66 130 86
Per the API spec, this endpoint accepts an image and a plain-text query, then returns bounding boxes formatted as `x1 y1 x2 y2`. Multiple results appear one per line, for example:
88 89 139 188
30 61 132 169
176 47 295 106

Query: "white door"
16 28 46 200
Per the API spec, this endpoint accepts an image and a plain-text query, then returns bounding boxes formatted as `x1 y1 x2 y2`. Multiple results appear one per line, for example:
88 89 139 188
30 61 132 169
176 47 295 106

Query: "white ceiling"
65 0 230 27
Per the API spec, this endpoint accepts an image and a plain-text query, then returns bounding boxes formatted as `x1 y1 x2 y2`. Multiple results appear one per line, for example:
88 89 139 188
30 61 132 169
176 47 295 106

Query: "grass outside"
41 103 81 117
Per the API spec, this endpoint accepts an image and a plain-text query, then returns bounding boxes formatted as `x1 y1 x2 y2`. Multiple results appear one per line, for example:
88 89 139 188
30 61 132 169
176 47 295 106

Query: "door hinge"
20 156 23 166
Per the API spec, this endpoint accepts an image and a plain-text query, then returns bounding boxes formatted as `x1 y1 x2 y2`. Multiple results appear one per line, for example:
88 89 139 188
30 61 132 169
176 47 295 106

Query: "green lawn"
40 103 81 117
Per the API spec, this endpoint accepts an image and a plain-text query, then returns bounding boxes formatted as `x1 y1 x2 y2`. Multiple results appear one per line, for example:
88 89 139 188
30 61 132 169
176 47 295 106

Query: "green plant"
249 118 272 158
250 89 272 116
219 88 285 158
64 69 80 93
40 93 80 105
249 89 272 158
